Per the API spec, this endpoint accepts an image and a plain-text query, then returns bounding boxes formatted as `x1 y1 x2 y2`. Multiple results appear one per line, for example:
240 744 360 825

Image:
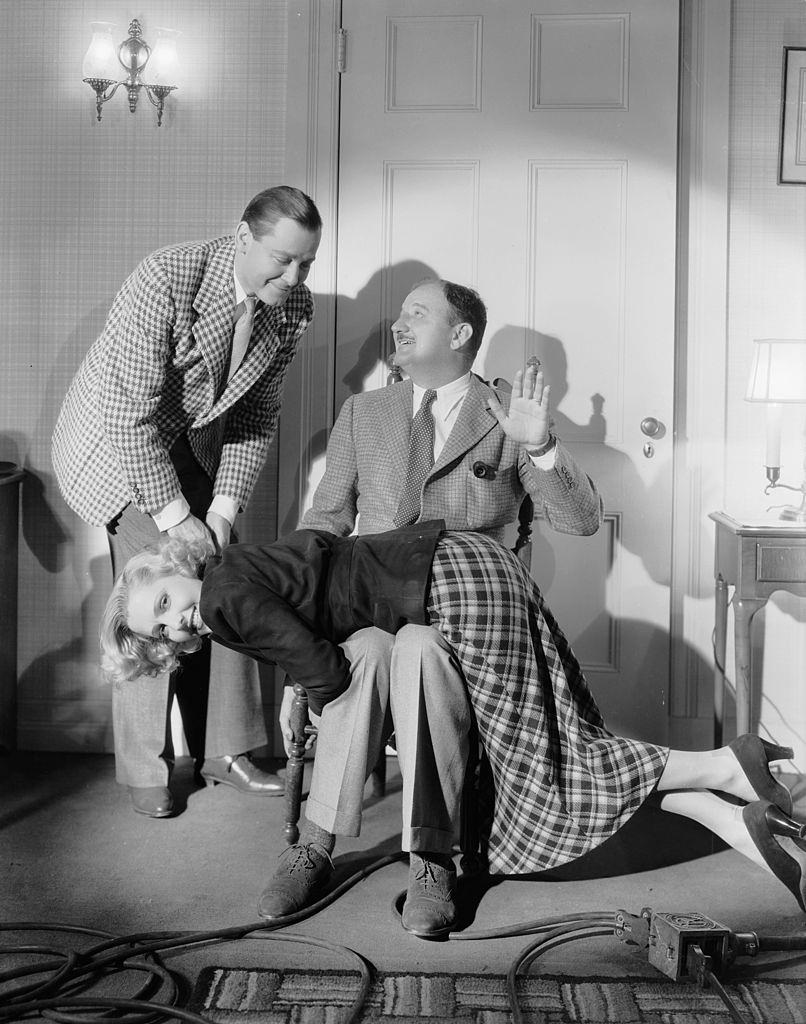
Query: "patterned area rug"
191 966 806 1023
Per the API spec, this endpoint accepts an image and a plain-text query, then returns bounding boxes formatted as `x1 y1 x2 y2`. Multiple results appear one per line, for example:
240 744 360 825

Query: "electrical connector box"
648 911 731 981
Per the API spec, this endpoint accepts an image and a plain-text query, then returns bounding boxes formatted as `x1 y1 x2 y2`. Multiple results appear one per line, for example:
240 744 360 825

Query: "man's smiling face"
234 216 321 307
390 282 467 385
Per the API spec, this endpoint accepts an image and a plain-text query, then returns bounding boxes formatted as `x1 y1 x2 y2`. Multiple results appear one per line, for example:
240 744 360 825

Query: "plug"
647 911 731 982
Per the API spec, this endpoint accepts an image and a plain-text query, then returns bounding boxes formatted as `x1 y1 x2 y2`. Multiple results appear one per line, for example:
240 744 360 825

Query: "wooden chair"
283 366 535 848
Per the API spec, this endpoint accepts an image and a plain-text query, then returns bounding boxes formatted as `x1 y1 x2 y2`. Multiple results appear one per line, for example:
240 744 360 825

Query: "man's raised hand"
487 362 552 449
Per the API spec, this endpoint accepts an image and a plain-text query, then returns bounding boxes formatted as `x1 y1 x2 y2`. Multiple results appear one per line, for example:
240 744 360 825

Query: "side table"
709 511 806 746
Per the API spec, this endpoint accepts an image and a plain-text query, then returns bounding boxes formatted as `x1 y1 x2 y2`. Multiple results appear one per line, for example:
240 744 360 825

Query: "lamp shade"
745 339 806 403
147 28 181 86
82 22 119 80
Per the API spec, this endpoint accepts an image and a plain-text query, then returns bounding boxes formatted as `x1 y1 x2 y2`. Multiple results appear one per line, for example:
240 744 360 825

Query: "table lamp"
745 338 806 521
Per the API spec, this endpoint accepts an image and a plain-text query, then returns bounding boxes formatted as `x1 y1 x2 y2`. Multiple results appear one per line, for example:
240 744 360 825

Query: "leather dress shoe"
401 853 457 938
729 734 794 815
199 753 284 795
257 842 334 920
128 786 174 818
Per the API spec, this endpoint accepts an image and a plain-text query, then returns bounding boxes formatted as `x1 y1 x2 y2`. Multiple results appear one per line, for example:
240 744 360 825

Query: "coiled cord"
4 857 805 1024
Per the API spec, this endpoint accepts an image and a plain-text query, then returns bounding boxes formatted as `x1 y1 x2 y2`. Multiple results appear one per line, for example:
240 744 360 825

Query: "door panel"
335 0 678 741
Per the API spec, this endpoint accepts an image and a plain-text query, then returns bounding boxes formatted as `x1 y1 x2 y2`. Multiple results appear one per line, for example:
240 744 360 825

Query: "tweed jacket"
52 236 313 527
200 520 444 715
301 373 602 540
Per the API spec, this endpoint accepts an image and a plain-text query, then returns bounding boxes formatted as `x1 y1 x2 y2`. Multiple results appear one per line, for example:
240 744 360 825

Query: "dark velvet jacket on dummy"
199 519 444 714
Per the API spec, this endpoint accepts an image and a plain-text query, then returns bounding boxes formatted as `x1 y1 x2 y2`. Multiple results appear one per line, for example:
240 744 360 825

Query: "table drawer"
756 544 806 582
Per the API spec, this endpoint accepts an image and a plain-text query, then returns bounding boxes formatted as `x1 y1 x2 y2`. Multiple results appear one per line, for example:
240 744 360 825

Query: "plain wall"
0 0 291 752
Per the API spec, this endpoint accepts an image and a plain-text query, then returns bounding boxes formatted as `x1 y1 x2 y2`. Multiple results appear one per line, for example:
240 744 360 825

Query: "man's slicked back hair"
241 185 322 238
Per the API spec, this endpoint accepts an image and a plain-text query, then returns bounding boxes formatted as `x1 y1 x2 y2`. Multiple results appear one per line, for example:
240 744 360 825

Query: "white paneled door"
333 0 679 741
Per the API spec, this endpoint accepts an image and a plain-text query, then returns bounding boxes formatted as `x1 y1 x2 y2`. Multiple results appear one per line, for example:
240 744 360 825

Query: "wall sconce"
745 338 806 520
82 20 179 127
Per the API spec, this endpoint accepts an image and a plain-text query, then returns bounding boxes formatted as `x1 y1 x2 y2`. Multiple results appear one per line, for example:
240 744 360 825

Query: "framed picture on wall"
779 46 806 185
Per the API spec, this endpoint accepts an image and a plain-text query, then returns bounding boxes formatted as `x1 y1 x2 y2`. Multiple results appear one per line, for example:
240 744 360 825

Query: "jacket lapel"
431 373 498 475
203 303 287 420
190 240 237 415
380 380 415 469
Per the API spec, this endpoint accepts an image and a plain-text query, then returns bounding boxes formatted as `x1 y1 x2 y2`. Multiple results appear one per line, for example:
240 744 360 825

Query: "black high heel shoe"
729 734 794 815
742 799 806 912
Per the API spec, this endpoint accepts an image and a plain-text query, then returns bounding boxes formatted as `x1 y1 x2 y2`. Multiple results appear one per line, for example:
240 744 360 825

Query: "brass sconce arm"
82 19 179 126
82 78 124 122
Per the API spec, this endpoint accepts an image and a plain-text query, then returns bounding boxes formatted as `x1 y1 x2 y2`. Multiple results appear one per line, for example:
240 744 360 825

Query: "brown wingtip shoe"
257 842 334 920
401 853 457 939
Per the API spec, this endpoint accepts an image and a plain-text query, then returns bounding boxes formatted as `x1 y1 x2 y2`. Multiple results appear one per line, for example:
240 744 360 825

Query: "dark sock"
413 850 455 871
300 820 336 854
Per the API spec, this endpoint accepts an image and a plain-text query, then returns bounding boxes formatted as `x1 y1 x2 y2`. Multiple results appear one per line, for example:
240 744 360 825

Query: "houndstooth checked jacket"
52 236 313 527
301 374 602 539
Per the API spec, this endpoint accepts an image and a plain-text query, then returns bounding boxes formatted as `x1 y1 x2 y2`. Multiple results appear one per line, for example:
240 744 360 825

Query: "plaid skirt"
426 531 668 875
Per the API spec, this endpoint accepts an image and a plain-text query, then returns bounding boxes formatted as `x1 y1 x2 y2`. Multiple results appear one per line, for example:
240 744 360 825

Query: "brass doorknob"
640 416 661 437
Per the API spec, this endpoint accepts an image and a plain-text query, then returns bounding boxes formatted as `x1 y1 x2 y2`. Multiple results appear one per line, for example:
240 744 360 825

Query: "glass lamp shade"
82 22 119 81
745 339 806 404
147 28 181 86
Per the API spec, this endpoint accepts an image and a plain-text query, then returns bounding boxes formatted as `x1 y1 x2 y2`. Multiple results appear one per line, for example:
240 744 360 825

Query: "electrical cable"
448 909 615 941
5 860 806 1024
507 922 617 1024
702 966 752 1024
0 920 373 1024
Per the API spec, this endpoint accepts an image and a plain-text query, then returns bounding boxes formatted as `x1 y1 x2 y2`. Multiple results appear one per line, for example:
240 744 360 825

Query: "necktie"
394 389 437 527
228 295 257 380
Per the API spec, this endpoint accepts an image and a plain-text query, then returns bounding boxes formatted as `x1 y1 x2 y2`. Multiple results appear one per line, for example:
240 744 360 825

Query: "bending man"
52 185 321 817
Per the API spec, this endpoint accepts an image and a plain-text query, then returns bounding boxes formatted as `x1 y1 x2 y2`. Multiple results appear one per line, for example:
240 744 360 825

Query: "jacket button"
472 462 495 479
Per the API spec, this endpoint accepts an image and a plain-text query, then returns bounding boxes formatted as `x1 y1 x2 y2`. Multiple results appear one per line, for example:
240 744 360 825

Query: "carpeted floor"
192 966 806 1023
3 751 806 1023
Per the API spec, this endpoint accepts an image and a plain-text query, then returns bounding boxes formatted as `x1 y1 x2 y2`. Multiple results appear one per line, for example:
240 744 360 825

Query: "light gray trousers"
305 625 472 855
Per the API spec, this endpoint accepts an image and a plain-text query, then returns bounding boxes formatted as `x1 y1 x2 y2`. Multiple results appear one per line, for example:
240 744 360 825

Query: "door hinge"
337 27 347 73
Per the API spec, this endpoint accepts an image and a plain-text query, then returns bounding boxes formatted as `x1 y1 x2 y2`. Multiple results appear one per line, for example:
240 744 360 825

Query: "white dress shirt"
411 373 557 468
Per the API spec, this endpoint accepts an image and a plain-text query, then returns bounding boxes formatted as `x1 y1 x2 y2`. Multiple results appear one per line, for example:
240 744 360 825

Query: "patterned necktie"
228 294 257 380
394 389 437 527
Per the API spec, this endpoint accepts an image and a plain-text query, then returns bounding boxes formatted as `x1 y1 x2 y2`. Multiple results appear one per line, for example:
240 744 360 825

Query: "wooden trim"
670 0 731 738
282 0 342 531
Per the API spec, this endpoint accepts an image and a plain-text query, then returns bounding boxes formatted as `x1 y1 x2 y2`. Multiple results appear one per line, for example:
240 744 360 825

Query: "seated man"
264 278 603 935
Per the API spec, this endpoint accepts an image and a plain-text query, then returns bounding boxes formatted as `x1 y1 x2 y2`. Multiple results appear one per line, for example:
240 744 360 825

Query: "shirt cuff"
152 495 191 533
528 446 557 469
209 494 239 525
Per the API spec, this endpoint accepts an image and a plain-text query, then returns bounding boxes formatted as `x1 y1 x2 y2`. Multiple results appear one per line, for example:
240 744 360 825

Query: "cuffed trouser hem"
406 826 457 856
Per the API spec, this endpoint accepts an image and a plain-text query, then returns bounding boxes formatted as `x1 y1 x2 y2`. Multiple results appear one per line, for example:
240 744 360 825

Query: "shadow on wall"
16 554 113 755
484 325 673 590
0 431 70 576
278 260 439 535
3 305 117 758
338 260 439 398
